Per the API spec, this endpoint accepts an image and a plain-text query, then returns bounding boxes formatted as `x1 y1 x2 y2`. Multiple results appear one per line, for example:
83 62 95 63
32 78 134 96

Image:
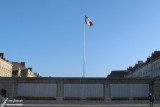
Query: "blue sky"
0 0 160 77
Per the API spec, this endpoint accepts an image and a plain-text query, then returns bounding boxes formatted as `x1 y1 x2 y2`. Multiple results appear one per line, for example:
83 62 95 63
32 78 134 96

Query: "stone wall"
0 77 159 100
110 84 149 99
64 84 103 99
17 83 57 97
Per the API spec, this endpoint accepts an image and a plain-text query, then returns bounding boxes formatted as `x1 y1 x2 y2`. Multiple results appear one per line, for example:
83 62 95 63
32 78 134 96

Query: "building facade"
26 68 37 77
0 53 39 77
0 53 13 77
126 51 160 78
12 62 25 77
12 62 37 77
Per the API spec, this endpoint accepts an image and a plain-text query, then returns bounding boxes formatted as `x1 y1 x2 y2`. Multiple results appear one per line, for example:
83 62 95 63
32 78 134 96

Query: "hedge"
112 97 129 100
86 97 104 100
133 97 148 100
64 97 81 100
17 96 56 100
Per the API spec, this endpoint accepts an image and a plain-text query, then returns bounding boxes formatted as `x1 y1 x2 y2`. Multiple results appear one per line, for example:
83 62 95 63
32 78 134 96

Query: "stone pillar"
153 80 160 100
12 78 18 99
149 80 154 93
104 83 110 100
57 79 64 100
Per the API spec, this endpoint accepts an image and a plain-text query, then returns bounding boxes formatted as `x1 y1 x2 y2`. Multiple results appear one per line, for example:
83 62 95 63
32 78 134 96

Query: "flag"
85 16 93 27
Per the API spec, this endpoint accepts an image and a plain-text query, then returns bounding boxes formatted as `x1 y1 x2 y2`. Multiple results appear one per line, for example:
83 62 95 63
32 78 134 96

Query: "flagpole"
83 15 85 78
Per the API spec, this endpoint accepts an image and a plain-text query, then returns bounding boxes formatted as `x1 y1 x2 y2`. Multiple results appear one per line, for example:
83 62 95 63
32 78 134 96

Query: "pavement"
1 99 160 107
4 104 160 107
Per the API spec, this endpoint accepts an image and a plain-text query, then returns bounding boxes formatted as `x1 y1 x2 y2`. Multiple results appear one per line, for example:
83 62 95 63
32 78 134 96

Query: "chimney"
20 62 25 67
0 53 4 59
28 67 32 72
138 61 143 65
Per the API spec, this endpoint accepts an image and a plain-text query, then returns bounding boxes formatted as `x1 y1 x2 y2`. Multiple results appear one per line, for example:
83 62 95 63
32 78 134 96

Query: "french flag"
85 16 93 27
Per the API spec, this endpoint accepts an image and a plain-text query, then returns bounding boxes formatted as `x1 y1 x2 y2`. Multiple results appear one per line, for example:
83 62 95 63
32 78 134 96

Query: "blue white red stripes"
85 16 93 27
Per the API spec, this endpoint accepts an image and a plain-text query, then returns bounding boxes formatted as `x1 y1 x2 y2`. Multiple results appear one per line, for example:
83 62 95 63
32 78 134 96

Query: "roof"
12 62 26 71
107 70 127 78
0 58 13 66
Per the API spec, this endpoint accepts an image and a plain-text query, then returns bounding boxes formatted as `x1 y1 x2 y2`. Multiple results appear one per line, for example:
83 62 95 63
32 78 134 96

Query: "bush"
133 97 148 100
86 97 104 100
112 97 129 100
17 96 56 100
64 97 81 100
